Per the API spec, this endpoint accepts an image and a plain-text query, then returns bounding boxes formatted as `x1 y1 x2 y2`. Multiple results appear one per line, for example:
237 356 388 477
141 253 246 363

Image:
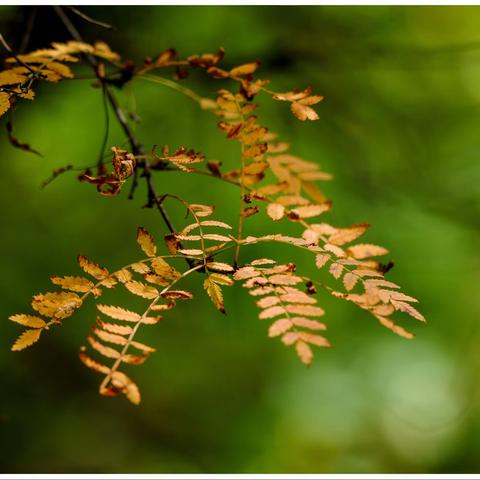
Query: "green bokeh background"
1 5 480 474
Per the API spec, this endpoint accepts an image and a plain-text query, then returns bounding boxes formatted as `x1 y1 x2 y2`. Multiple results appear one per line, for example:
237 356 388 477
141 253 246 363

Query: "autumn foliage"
3 12 424 405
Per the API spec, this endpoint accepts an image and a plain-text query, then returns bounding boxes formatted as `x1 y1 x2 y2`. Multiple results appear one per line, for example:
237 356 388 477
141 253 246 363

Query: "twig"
67 7 114 30
0 33 37 75
19 7 37 53
97 85 110 167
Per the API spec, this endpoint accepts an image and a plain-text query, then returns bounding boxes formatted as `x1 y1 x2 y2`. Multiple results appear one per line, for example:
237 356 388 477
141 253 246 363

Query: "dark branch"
53 7 186 255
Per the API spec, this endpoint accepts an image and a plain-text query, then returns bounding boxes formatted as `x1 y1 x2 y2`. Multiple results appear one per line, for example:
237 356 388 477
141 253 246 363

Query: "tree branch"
53 6 182 247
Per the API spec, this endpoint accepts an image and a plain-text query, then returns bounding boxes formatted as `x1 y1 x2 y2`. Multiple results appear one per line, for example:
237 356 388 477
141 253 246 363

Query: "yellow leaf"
209 273 234 286
111 371 141 405
11 329 42 351
291 203 330 219
32 292 82 318
9 314 46 328
202 233 232 242
230 61 260 77
343 272 359 291
268 274 303 285
268 318 292 337
189 203 214 217
273 88 311 102
79 348 110 374
391 300 425 322
93 41 121 62
298 332 330 347
0 69 27 86
256 296 280 308
267 203 285 221
97 318 133 336
124 280 158 299
97 304 140 322
375 315 415 339
206 262 234 273
233 266 258 280
243 161 269 175
13 87 34 100
347 243 389 259
328 224 369 246
78 255 109 279
285 304 325 317
329 262 344 280
244 143 268 159
87 336 119 360
93 328 155 353
295 340 313 365
51 275 94 293
144 273 170 286
315 254 330 269
298 171 332 181
291 317 326 330
259 305 286 319
151 257 181 280
291 101 319 121
46 61 74 78
177 248 203 256
38 68 62 82
279 291 316 304
0 92 11 118
114 268 132 283
130 262 150 274
137 227 157 257
204 277 225 313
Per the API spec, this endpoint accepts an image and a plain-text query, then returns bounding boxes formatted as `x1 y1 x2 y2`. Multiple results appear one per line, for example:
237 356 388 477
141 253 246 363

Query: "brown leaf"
6 121 41 156
162 290 193 300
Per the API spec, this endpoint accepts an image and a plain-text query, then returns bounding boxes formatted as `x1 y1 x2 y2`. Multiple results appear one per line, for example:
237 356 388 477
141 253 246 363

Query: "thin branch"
97 85 110 167
0 33 36 75
67 7 114 30
18 7 37 53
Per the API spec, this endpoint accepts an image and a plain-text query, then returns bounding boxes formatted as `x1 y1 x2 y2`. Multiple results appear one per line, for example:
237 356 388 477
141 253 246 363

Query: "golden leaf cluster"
0 40 120 118
6 37 425 406
234 260 329 365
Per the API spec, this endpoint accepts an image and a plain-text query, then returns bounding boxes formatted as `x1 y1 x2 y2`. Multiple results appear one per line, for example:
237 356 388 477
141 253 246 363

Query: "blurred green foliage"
0 5 480 474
